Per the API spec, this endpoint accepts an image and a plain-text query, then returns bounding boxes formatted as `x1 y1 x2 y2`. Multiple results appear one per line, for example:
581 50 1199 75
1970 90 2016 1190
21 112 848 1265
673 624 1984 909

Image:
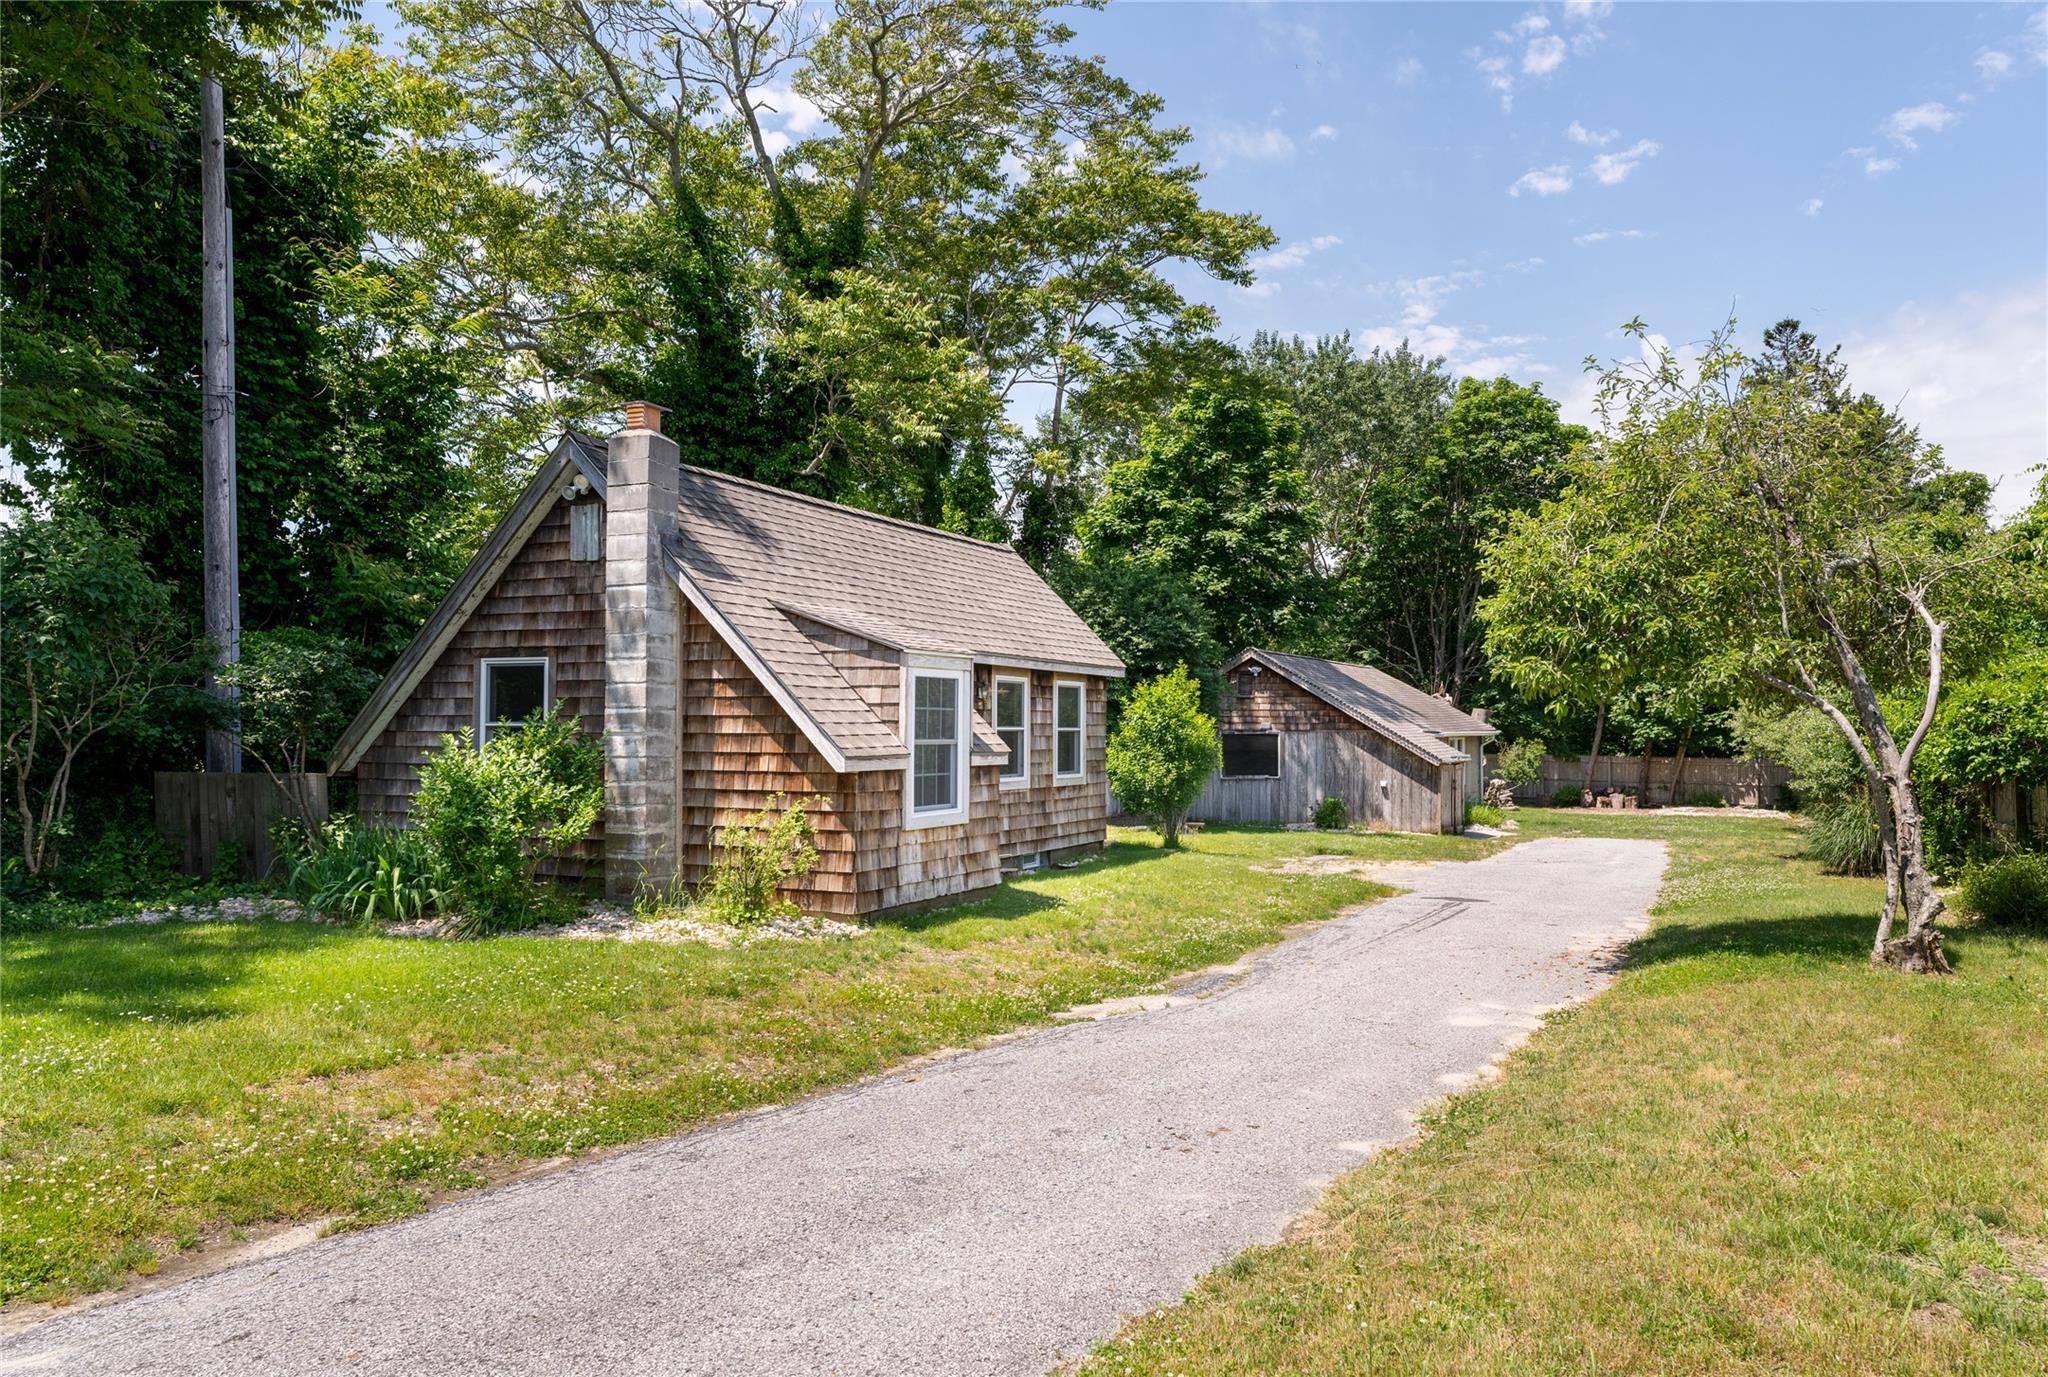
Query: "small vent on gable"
569 500 603 561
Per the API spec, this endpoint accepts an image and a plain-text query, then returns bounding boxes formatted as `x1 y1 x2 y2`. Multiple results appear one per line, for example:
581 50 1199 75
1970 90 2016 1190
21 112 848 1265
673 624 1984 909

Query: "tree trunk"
1638 746 1654 801
1160 810 1182 849
1667 725 1693 806
1874 772 1949 973
1579 699 1607 802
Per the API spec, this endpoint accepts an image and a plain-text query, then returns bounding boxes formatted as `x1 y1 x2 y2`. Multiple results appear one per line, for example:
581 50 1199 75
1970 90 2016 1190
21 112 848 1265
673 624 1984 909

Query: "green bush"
1496 738 1546 788
280 815 444 924
1465 802 1506 828
1551 785 1584 808
1689 789 1729 808
696 794 821 925
1954 852 2048 931
1802 794 1883 876
412 708 603 936
1914 652 2048 873
1105 665 1222 848
1312 797 1347 830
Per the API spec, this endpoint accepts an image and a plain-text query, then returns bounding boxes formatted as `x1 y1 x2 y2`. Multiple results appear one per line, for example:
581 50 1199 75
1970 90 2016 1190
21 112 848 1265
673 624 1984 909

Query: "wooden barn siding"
1192 671 1452 832
353 499 606 873
980 666 1109 862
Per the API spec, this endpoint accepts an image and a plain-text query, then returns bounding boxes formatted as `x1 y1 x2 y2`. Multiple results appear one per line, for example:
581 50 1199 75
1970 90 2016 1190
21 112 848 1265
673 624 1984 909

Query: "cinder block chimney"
604 401 680 897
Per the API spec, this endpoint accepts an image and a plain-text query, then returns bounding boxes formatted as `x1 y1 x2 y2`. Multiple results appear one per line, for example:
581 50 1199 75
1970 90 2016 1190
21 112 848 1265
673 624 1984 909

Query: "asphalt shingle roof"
1235 648 1497 766
667 463 1123 765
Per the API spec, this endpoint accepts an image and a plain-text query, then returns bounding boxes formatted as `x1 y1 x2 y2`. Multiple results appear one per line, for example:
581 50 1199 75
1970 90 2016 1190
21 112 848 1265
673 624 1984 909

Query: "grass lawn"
1080 810 2048 1377
0 823 1498 1304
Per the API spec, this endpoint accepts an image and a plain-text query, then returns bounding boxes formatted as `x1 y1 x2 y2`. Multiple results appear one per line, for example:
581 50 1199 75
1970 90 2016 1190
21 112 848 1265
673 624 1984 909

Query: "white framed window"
994 674 1030 788
1054 679 1086 782
478 656 550 744
904 661 970 828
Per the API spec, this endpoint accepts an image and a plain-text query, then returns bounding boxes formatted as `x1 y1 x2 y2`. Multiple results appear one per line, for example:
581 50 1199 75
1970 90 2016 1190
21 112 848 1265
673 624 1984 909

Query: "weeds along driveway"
2 835 1666 1377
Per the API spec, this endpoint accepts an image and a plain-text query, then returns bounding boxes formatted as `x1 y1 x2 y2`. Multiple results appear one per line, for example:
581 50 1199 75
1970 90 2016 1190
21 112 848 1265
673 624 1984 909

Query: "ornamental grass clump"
696 794 822 925
411 708 602 936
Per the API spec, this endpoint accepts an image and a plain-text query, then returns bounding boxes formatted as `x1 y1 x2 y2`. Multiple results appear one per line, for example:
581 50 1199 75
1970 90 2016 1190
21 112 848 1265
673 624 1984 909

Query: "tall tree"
2 10 466 668
1077 374 1317 661
1493 319 2019 973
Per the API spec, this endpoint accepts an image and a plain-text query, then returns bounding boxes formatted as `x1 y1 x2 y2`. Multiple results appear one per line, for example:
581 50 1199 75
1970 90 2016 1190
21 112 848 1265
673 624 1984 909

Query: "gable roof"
663 462 1122 768
1226 648 1497 766
332 432 1121 774
331 433 600 772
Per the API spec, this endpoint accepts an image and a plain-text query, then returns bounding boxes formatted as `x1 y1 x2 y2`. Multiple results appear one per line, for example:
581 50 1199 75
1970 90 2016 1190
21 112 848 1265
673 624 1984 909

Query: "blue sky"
1064 0 2048 514
349 0 2047 514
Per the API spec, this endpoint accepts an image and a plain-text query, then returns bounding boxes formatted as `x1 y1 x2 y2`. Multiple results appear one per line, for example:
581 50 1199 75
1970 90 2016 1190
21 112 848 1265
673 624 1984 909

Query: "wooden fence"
153 772 328 879
1505 754 1790 808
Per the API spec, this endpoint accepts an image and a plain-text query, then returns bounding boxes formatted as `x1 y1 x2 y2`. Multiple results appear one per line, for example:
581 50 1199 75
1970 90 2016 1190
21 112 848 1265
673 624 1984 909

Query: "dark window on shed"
1221 732 1280 778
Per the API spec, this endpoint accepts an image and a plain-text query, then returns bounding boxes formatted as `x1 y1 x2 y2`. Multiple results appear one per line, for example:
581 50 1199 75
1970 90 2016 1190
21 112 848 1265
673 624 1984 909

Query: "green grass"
0 824 1495 1302
1080 811 2048 1377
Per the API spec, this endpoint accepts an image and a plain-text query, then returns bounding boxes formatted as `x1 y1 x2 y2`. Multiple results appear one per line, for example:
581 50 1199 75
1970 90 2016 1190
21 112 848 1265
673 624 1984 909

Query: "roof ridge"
674 456 1019 554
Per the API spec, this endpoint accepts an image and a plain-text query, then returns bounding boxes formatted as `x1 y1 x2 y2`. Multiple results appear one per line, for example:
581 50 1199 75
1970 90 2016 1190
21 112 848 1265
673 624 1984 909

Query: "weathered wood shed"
330 404 1124 915
1190 649 1497 834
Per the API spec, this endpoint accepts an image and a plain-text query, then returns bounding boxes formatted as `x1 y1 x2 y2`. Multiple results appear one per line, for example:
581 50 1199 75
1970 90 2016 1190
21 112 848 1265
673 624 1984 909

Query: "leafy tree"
1913 651 2048 871
1 509 195 875
1495 737 1546 790
1503 319 2020 972
223 630 380 840
1349 376 1586 701
2 15 467 664
1077 375 1317 661
1104 666 1220 848
1048 555 1222 706
1248 333 1452 577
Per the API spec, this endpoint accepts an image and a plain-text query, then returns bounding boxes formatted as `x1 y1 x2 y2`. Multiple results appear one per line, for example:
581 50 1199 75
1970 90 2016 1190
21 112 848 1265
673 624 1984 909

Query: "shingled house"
1188 648 1496 833
330 404 1124 915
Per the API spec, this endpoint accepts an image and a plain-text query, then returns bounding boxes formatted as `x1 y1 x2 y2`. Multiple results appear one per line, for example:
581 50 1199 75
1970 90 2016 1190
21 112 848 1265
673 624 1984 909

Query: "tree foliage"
1104 665 1220 848
1078 375 1317 662
1 508 196 875
1488 317 2019 971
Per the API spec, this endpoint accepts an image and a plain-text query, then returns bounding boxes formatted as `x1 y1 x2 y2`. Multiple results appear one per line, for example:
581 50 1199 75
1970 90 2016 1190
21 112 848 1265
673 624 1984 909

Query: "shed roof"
1226 648 1498 766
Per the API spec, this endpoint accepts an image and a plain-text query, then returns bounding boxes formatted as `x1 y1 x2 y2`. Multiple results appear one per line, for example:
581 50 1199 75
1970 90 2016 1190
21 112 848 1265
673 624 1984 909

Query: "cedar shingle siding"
335 428 1122 914
354 498 606 873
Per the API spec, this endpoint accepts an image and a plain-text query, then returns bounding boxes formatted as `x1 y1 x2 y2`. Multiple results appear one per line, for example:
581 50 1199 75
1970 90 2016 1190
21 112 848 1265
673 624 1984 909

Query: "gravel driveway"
3 835 1667 1377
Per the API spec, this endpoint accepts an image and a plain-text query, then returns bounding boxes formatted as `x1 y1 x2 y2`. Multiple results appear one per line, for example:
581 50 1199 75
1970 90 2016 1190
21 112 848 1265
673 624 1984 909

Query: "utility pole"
200 71 242 774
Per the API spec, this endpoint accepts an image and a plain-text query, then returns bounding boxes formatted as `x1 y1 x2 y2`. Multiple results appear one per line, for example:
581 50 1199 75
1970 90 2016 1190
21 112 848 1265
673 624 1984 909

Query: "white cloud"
1975 49 2014 83
1839 281 2048 518
1210 125 1297 163
1587 138 1661 185
757 85 827 136
1512 14 1551 36
1250 234 1344 273
1564 0 1614 20
1357 268 1545 377
1566 120 1618 146
1803 197 1824 217
1523 34 1567 76
1308 123 1339 143
1572 228 1648 246
1865 155 1901 177
1471 51 1515 111
1393 56 1424 87
2032 10 2048 65
1509 165 1574 197
1881 101 1959 149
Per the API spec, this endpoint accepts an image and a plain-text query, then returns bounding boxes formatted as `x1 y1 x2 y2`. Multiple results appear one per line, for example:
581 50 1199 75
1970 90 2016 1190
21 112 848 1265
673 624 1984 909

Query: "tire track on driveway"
3 836 1667 1377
